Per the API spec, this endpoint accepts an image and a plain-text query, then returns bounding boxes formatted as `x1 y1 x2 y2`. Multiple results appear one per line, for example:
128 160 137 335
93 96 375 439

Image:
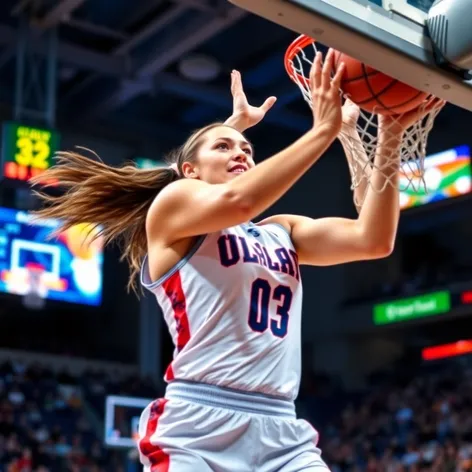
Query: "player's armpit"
146 179 252 244
260 214 393 266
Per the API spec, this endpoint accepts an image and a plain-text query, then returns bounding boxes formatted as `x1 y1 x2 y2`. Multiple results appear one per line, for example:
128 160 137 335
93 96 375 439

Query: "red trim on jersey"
138 399 169 471
164 364 175 381
162 271 191 382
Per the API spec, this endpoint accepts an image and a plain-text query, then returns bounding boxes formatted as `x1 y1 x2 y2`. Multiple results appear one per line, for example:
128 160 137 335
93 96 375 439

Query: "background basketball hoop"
22 263 48 310
285 35 443 207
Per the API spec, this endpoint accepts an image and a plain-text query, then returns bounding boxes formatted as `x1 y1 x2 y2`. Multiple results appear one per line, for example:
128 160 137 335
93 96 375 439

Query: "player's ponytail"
30 122 225 294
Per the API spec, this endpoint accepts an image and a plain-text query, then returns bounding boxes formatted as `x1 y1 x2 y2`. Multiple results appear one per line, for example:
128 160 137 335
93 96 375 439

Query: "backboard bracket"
381 0 427 26
228 0 472 111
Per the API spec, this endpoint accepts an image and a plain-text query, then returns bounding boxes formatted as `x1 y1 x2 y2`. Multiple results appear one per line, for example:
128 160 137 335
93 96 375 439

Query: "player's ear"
181 161 199 179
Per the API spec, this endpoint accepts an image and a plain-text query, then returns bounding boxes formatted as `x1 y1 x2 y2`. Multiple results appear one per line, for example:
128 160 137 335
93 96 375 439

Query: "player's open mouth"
229 164 247 174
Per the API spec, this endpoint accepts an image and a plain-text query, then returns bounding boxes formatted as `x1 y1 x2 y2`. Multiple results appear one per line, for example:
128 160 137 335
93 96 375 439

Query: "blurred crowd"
316 363 472 472
0 360 155 472
2 355 472 471
346 232 472 305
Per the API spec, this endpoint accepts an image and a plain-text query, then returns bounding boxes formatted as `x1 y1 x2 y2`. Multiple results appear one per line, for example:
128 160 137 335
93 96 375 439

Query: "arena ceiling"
0 0 318 152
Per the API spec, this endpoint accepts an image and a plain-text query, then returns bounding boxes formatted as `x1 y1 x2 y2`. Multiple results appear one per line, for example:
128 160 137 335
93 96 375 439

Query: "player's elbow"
356 220 396 259
364 238 395 259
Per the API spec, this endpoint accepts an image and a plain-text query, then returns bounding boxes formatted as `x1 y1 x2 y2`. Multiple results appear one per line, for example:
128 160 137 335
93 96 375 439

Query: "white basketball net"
286 38 443 207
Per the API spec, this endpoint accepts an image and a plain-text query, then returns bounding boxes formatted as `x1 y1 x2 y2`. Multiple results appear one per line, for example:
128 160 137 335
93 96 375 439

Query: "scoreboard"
1 122 61 182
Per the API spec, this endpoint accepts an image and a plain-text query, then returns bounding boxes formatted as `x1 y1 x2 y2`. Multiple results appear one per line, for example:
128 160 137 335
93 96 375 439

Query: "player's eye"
216 142 229 151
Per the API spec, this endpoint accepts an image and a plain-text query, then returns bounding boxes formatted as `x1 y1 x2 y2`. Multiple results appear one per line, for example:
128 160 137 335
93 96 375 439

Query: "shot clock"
1 122 61 183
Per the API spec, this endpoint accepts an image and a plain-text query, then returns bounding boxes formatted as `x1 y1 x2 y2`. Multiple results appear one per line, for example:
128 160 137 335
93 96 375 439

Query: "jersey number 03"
248 278 293 338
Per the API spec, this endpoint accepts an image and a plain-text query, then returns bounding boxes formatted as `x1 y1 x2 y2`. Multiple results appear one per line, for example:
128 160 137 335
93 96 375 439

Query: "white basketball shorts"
138 380 330 472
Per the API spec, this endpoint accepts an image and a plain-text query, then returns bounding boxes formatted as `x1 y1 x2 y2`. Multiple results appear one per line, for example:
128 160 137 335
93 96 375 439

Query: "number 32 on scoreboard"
15 128 51 170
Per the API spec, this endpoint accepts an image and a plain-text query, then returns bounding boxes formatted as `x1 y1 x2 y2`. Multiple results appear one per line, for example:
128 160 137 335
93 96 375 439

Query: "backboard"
228 0 472 111
104 395 152 449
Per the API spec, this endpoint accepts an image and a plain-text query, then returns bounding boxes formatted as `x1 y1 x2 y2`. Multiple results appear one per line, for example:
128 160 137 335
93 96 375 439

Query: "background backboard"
228 0 472 111
104 395 152 449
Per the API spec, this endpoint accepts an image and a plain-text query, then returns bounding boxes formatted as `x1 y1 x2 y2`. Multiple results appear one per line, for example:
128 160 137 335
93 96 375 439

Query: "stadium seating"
2 355 472 471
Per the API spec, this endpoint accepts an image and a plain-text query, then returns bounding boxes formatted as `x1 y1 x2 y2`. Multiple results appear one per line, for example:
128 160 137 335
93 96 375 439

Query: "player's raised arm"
149 50 346 243
337 98 372 212
260 97 445 266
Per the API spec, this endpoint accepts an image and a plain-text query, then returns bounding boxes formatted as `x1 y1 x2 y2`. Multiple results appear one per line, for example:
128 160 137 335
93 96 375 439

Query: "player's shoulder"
156 178 208 201
256 214 293 235
147 179 206 218
145 179 206 240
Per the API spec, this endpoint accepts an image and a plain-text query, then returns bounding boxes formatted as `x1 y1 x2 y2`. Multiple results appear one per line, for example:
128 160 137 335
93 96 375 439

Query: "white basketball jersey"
141 222 303 400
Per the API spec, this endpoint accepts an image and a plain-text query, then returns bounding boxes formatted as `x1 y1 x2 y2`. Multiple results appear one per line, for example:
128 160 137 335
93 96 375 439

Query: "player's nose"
233 152 247 163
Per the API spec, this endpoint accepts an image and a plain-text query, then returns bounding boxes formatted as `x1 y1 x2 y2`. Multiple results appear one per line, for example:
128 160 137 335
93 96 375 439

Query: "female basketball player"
32 50 442 471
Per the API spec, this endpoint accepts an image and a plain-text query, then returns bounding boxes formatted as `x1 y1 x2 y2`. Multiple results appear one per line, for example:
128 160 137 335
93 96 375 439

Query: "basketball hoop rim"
284 34 435 114
284 34 316 85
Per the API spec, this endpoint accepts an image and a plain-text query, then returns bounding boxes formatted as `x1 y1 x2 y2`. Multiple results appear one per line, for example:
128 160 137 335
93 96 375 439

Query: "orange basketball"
333 51 428 115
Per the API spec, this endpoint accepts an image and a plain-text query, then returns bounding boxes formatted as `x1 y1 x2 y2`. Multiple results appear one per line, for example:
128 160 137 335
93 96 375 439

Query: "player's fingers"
422 95 435 109
331 61 345 91
260 96 277 113
429 97 446 110
321 49 335 90
400 96 445 127
425 95 442 107
418 97 445 117
231 70 242 95
230 70 236 95
310 51 323 90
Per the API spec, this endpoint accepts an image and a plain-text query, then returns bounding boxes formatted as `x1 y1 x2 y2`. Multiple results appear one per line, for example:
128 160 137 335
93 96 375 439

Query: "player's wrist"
339 122 358 140
311 122 339 143
377 125 404 147
224 113 251 132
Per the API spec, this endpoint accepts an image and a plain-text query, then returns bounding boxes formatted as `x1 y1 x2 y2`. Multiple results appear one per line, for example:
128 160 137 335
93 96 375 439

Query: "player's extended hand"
309 49 345 137
378 96 446 136
228 70 277 132
341 97 361 128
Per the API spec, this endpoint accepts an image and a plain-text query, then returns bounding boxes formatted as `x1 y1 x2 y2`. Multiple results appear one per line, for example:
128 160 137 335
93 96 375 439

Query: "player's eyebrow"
213 137 254 154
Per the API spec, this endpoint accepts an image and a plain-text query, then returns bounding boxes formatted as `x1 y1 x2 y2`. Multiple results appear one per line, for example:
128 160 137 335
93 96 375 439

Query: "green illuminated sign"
134 157 165 170
373 291 451 325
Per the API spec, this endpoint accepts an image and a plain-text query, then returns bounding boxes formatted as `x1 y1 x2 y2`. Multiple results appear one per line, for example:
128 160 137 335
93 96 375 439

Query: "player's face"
183 126 255 184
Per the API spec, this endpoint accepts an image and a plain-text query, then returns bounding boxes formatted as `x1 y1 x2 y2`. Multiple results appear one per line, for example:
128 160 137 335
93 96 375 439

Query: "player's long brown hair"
30 122 226 294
